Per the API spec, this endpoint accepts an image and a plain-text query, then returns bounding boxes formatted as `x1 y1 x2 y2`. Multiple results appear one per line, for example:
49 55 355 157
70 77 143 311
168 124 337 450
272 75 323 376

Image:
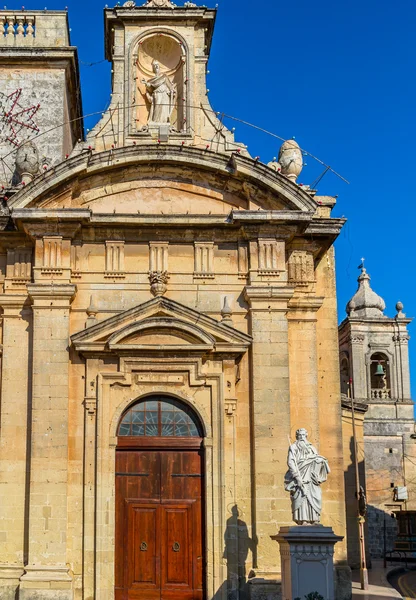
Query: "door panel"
115 449 204 600
161 504 192 587
128 504 160 590
115 451 161 598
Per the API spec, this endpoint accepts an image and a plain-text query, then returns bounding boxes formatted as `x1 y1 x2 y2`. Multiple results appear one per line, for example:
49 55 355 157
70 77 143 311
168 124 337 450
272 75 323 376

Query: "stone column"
19 284 76 600
244 285 294 582
287 297 324 443
0 295 30 600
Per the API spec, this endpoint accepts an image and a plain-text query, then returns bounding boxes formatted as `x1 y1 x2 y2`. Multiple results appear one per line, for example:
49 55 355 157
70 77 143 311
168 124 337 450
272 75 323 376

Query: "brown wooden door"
115 448 204 600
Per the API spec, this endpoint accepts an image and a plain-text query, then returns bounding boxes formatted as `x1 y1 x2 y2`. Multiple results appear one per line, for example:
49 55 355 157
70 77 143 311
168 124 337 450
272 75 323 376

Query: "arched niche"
370 352 391 399
340 353 350 397
132 31 187 134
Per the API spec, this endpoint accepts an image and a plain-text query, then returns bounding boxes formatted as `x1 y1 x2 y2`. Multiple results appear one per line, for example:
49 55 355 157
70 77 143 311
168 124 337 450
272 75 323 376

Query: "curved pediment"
71 296 252 356
107 317 215 352
8 145 318 215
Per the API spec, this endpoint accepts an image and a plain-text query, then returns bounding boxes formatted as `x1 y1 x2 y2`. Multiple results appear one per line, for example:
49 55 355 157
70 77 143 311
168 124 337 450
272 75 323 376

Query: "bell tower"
339 265 415 560
86 0 241 151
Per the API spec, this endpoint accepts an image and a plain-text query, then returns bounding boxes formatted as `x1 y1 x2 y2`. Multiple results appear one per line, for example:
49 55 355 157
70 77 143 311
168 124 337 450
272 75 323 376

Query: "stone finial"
15 140 40 185
149 270 170 297
123 1 136 5
395 301 406 319
221 297 233 324
86 296 99 328
141 0 177 7
346 264 386 319
278 139 303 182
267 158 282 174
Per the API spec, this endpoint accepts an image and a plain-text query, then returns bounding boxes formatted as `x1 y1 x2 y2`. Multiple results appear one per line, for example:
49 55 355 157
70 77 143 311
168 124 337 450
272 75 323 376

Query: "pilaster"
0 294 30 600
244 284 294 576
19 283 76 600
287 296 324 444
349 332 367 399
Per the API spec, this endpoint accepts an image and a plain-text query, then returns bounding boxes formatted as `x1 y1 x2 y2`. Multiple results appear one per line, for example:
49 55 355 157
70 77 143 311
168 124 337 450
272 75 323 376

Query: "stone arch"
369 351 392 399
110 387 212 440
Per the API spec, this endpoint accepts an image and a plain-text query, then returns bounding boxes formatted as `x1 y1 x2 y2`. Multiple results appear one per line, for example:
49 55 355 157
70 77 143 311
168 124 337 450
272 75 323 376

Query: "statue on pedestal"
284 428 330 525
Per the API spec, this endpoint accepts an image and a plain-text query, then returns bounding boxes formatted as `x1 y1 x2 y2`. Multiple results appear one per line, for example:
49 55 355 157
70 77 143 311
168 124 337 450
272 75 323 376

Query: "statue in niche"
142 60 177 126
284 428 330 525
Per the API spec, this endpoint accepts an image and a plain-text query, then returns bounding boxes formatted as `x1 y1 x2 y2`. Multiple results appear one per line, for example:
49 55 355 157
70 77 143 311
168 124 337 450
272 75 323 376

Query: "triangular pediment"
71 296 252 356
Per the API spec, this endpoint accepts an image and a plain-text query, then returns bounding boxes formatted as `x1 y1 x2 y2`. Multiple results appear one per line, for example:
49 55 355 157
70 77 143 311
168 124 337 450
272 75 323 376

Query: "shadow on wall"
344 435 398 568
213 505 257 600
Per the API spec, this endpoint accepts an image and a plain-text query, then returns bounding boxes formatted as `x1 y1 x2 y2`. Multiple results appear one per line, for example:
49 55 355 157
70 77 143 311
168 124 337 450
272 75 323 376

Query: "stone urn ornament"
149 270 170 297
278 139 303 182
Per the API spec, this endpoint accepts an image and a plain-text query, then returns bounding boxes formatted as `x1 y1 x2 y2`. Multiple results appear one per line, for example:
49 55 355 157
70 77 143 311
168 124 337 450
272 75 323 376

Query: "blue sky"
16 0 416 392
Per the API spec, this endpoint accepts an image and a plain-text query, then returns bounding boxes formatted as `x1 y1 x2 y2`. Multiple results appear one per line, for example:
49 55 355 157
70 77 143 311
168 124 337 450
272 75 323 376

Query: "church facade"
0 3 351 600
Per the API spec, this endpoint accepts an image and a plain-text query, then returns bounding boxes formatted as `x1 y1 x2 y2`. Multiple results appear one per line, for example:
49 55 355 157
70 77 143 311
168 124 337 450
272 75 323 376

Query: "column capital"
0 293 29 316
287 296 325 320
244 285 295 309
28 283 76 308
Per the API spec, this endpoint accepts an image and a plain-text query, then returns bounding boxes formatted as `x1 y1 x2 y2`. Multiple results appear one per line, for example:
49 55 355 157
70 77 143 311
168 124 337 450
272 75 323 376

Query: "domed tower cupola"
346 265 386 319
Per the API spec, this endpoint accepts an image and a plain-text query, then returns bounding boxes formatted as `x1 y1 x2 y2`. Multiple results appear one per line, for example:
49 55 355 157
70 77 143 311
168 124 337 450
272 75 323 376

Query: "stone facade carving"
149 270 170 296
194 242 214 279
284 428 330 525
15 140 39 184
258 238 281 275
288 250 314 286
350 334 365 344
41 236 63 274
105 241 125 278
6 247 31 285
149 241 168 273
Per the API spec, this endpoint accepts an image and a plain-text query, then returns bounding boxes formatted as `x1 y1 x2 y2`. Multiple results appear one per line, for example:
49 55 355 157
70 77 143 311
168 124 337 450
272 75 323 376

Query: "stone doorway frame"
87 357 225 600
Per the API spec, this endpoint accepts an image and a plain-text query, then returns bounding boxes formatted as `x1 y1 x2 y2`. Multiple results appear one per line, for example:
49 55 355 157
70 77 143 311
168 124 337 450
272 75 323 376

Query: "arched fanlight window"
118 396 202 438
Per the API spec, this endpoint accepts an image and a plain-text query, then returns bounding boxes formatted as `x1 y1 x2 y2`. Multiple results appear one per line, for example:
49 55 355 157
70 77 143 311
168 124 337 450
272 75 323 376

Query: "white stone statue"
142 60 176 125
284 428 330 525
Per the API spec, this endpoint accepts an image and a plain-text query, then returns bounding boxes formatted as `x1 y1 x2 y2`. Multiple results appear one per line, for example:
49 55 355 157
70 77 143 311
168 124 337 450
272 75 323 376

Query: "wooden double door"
115 448 204 600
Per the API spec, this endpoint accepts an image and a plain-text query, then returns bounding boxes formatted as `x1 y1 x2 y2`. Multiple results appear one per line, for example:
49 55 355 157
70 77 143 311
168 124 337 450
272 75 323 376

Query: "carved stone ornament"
15 140 39 184
350 334 365 344
142 0 177 7
149 270 170 297
123 1 136 6
278 139 303 182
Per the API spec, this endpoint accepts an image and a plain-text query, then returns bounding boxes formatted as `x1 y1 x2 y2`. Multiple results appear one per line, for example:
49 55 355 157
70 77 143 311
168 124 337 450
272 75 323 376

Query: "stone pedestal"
274 526 343 600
